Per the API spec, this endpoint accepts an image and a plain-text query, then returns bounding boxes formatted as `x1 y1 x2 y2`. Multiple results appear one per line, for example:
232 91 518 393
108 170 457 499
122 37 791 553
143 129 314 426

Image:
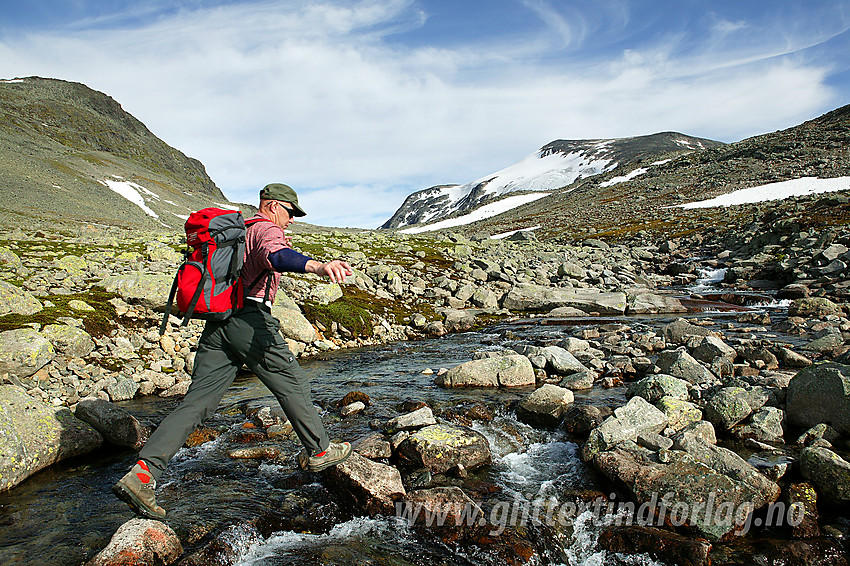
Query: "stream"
0 276 841 565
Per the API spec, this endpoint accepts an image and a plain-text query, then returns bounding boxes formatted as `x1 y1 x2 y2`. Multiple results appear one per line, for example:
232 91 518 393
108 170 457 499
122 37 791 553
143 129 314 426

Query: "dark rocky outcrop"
787 362 850 434
74 397 150 449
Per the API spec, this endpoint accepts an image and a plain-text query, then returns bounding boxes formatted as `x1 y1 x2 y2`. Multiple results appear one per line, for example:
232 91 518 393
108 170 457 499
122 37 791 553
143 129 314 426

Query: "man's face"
270 200 296 229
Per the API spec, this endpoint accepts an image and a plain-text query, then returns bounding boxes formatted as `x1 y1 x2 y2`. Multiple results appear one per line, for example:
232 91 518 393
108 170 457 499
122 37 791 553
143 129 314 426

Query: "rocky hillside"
381 132 725 230
0 76 236 230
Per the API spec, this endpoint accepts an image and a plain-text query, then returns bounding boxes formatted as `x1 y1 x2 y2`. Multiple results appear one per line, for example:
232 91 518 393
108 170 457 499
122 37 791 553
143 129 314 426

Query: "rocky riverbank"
1 199 850 564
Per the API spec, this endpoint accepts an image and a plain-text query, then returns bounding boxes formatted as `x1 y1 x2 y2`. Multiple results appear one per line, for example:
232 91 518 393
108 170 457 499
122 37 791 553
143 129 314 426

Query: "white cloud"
0 0 847 227
711 19 749 35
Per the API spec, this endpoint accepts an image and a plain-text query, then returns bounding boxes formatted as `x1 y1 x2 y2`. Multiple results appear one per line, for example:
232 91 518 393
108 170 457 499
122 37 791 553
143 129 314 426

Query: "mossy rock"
0 281 43 316
303 287 378 337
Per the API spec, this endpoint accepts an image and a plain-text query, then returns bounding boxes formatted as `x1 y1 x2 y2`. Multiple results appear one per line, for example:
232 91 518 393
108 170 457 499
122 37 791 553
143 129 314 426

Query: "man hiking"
113 182 353 520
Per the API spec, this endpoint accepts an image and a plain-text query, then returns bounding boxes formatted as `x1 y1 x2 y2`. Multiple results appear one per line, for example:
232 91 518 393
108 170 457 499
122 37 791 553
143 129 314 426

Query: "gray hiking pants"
138 303 329 481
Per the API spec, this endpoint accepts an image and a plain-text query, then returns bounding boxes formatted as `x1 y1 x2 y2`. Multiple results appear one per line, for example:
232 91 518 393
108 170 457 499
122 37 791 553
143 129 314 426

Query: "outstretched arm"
305 259 353 283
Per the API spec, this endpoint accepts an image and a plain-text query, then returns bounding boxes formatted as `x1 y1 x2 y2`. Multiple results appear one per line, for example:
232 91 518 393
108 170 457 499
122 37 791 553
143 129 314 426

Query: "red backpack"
159 208 269 334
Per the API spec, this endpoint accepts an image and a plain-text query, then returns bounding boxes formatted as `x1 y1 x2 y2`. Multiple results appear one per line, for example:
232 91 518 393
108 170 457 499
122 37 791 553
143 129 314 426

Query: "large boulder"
775 346 813 369
403 486 484 527
85 518 182 566
0 385 103 491
656 349 716 385
661 318 716 345
0 281 42 316
539 346 588 375
689 336 737 364
788 297 843 318
107 377 140 402
502 283 627 315
325 451 406 515
627 292 687 314
271 304 319 343
101 273 173 311
559 369 596 390
594 445 779 541
386 406 437 432
41 324 95 358
803 327 845 354
799 446 850 503
733 407 786 444
442 308 479 332
786 362 850 435
74 397 150 449
582 396 668 461
516 384 574 428
397 424 491 473
628 374 689 404
705 387 755 429
0 246 23 272
674 433 781 505
0 328 55 378
657 397 703 432
308 283 343 305
436 355 534 388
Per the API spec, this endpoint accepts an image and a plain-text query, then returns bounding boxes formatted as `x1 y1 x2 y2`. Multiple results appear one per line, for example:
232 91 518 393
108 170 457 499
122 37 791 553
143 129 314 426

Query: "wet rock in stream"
86 518 182 566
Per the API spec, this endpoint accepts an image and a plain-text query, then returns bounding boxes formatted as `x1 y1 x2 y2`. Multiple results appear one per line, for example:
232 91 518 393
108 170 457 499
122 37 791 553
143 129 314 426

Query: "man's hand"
306 259 353 283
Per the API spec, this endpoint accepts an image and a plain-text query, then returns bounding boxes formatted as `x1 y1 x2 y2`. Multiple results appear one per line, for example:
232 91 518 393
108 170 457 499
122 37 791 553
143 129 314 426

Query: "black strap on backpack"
242 217 274 306
244 269 274 305
159 247 198 335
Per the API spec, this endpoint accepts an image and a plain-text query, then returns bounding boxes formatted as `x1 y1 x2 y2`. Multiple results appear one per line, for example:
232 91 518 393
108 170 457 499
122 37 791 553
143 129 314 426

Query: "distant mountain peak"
381 131 723 230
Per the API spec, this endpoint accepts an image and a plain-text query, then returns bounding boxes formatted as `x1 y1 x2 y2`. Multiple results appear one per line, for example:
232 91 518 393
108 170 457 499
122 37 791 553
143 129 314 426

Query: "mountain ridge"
381 131 725 230
0 76 235 230
382 105 849 240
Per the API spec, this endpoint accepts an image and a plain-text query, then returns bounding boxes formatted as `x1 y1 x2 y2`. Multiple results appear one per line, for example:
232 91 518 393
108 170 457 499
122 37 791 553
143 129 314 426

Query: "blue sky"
1 0 849 228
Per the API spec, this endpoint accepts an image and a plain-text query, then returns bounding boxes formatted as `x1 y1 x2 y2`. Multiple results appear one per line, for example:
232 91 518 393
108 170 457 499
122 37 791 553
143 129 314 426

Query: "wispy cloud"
1 0 848 227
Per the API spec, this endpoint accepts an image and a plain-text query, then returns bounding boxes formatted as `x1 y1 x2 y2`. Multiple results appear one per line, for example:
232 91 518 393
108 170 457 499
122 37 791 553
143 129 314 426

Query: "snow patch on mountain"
678 176 850 208
600 167 647 187
399 192 550 234
491 225 542 239
101 178 160 219
472 149 613 197
382 132 725 231
398 148 615 228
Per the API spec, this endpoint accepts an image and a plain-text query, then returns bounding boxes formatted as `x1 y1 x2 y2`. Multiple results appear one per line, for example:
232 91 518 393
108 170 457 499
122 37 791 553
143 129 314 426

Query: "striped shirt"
242 213 311 305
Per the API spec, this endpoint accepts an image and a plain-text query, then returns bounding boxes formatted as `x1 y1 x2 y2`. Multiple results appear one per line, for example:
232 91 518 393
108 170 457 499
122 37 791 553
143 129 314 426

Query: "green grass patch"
0 286 118 337
295 235 459 273
303 290 375 337
0 237 115 258
301 285 440 337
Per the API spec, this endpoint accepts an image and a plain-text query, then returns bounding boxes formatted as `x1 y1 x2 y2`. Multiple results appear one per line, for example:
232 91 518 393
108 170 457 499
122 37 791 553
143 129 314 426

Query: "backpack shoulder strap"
244 217 273 228
242 216 277 301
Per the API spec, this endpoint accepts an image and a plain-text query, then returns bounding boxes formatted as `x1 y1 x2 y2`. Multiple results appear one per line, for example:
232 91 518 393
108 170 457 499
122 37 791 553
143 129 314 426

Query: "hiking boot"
306 442 352 472
112 460 166 520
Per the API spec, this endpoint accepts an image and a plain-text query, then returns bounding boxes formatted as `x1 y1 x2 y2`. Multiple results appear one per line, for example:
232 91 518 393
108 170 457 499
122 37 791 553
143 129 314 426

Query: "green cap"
259 183 307 217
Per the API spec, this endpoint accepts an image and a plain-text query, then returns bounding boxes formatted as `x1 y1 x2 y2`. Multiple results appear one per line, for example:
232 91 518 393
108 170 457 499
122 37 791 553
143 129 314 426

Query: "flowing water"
0 298 834 565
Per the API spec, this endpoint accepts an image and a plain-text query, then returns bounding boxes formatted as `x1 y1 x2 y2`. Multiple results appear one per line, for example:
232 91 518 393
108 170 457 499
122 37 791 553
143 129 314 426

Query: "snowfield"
600 167 647 187
399 193 550 234
408 146 616 226
101 178 160 218
678 177 850 208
